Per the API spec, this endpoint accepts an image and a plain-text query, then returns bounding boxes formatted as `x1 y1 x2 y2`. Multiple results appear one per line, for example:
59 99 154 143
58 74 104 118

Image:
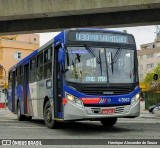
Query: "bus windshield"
65 46 136 84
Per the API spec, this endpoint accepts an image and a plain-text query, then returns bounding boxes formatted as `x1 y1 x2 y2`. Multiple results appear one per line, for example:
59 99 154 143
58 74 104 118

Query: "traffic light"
153 74 158 81
2 88 7 94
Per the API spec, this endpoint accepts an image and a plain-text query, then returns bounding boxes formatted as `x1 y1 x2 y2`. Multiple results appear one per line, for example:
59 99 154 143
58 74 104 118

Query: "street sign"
153 74 158 81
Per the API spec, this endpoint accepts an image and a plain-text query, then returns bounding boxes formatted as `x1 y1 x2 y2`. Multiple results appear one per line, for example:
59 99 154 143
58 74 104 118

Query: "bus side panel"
29 82 38 117
16 85 24 115
37 79 53 118
8 87 12 112
27 84 34 116
28 79 53 118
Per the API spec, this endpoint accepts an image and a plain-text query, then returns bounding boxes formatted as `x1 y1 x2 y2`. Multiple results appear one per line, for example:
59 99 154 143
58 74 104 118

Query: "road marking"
0 114 15 117
2 126 46 129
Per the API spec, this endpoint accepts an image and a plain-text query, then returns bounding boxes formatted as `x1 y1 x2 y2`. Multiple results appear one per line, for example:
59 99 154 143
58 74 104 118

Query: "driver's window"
124 52 132 73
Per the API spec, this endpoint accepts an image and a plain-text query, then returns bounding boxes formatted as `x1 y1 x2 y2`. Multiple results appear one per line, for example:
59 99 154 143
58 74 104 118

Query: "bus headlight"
66 94 74 101
75 98 83 107
66 94 83 107
131 93 140 105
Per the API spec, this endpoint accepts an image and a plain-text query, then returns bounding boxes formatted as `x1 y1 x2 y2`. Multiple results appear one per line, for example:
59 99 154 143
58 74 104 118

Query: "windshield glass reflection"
65 46 135 84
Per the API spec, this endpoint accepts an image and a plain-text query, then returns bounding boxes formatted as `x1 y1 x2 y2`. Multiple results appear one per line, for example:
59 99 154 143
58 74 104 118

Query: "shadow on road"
27 119 45 126
61 121 132 133
27 119 133 133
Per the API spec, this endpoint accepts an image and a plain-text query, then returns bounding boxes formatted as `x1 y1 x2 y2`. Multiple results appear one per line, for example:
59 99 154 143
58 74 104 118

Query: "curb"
140 114 160 119
140 117 160 119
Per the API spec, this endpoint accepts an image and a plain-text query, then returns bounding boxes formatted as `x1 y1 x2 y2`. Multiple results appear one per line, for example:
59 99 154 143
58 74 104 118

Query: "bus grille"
91 106 125 114
81 86 133 95
115 106 125 113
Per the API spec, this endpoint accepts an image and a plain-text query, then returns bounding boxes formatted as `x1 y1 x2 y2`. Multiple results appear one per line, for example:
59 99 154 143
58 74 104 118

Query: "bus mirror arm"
58 48 65 63
62 68 69 74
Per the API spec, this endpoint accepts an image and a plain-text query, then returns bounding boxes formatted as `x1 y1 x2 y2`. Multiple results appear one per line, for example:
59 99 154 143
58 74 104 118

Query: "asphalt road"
0 109 160 147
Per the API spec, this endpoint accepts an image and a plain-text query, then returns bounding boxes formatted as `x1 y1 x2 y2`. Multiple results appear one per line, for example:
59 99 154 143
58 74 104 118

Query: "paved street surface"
0 109 160 148
0 109 160 140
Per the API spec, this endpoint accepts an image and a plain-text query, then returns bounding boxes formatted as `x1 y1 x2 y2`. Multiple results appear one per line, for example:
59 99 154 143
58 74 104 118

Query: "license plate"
102 109 115 114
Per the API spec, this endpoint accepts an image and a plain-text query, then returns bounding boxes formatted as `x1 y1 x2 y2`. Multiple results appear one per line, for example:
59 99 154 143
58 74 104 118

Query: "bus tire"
24 116 32 121
44 101 58 129
100 117 117 126
17 102 25 121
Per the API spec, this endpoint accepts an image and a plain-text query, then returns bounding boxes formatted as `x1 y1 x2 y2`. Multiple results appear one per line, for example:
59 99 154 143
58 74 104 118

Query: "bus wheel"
100 118 117 126
44 101 58 129
24 116 32 121
17 102 25 121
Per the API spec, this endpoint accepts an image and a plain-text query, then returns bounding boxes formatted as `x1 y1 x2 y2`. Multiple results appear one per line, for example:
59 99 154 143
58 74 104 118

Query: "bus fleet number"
118 98 130 102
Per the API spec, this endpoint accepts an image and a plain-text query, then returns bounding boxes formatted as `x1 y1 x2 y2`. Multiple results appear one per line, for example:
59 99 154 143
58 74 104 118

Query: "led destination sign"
74 32 128 43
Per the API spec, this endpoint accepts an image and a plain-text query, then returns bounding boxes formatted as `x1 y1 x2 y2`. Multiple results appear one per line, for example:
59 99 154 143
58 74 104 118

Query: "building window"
140 55 143 60
156 53 160 58
147 54 154 59
140 65 143 70
14 52 21 59
147 63 154 68
153 44 155 48
140 74 143 80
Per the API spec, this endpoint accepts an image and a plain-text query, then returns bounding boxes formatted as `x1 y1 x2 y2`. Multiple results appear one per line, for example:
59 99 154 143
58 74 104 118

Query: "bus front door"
23 64 29 114
53 45 63 119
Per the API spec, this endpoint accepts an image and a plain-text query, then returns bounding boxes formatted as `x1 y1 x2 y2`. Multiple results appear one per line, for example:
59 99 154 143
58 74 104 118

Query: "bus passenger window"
44 47 52 78
36 52 43 80
29 57 36 82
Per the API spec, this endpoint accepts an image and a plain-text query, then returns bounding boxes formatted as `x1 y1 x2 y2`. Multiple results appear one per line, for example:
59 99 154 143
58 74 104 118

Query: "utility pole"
155 25 160 40
153 74 158 104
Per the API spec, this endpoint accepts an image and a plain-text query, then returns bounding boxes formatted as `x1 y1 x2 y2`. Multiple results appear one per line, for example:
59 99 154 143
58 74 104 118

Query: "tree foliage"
143 64 160 87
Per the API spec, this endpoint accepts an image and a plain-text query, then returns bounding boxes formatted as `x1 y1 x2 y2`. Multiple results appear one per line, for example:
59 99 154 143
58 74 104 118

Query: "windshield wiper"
112 46 123 63
110 46 123 74
99 50 102 76
84 44 102 75
84 44 101 64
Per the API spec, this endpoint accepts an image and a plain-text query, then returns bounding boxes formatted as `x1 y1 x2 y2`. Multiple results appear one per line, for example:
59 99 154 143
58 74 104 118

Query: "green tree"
144 64 160 88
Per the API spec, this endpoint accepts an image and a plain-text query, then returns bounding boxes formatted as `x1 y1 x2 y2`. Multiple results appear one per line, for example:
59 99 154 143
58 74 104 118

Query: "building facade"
0 34 39 107
138 38 160 81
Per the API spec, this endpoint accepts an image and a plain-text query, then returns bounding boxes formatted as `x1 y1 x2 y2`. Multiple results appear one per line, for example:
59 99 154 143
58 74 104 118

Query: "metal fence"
144 91 160 109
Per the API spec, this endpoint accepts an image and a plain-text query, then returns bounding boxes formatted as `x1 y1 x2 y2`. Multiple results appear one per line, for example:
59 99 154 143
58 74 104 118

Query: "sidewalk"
140 110 160 119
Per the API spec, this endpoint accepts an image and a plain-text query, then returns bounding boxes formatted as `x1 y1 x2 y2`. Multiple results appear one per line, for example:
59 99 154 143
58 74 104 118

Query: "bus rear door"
11 70 16 113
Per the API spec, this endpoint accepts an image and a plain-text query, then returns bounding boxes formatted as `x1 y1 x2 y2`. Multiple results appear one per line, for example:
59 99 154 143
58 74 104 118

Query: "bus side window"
44 47 52 78
9 72 12 81
36 52 43 80
8 72 12 89
29 57 36 82
17 66 23 85
20 66 23 84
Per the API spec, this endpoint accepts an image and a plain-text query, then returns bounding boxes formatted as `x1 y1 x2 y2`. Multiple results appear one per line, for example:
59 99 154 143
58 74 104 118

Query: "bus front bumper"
63 100 140 121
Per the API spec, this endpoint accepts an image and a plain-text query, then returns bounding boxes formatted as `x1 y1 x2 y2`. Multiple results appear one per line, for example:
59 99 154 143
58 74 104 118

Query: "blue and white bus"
8 28 140 128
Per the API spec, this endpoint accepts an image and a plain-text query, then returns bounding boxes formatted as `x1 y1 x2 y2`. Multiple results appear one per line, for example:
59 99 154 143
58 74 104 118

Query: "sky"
38 25 158 49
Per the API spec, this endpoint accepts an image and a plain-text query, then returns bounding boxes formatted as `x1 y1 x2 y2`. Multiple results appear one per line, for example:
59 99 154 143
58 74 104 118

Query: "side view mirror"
58 48 65 63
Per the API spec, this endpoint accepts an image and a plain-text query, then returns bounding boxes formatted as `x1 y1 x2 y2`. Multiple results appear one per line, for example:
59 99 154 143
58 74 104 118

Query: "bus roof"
9 28 130 71
69 28 125 34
